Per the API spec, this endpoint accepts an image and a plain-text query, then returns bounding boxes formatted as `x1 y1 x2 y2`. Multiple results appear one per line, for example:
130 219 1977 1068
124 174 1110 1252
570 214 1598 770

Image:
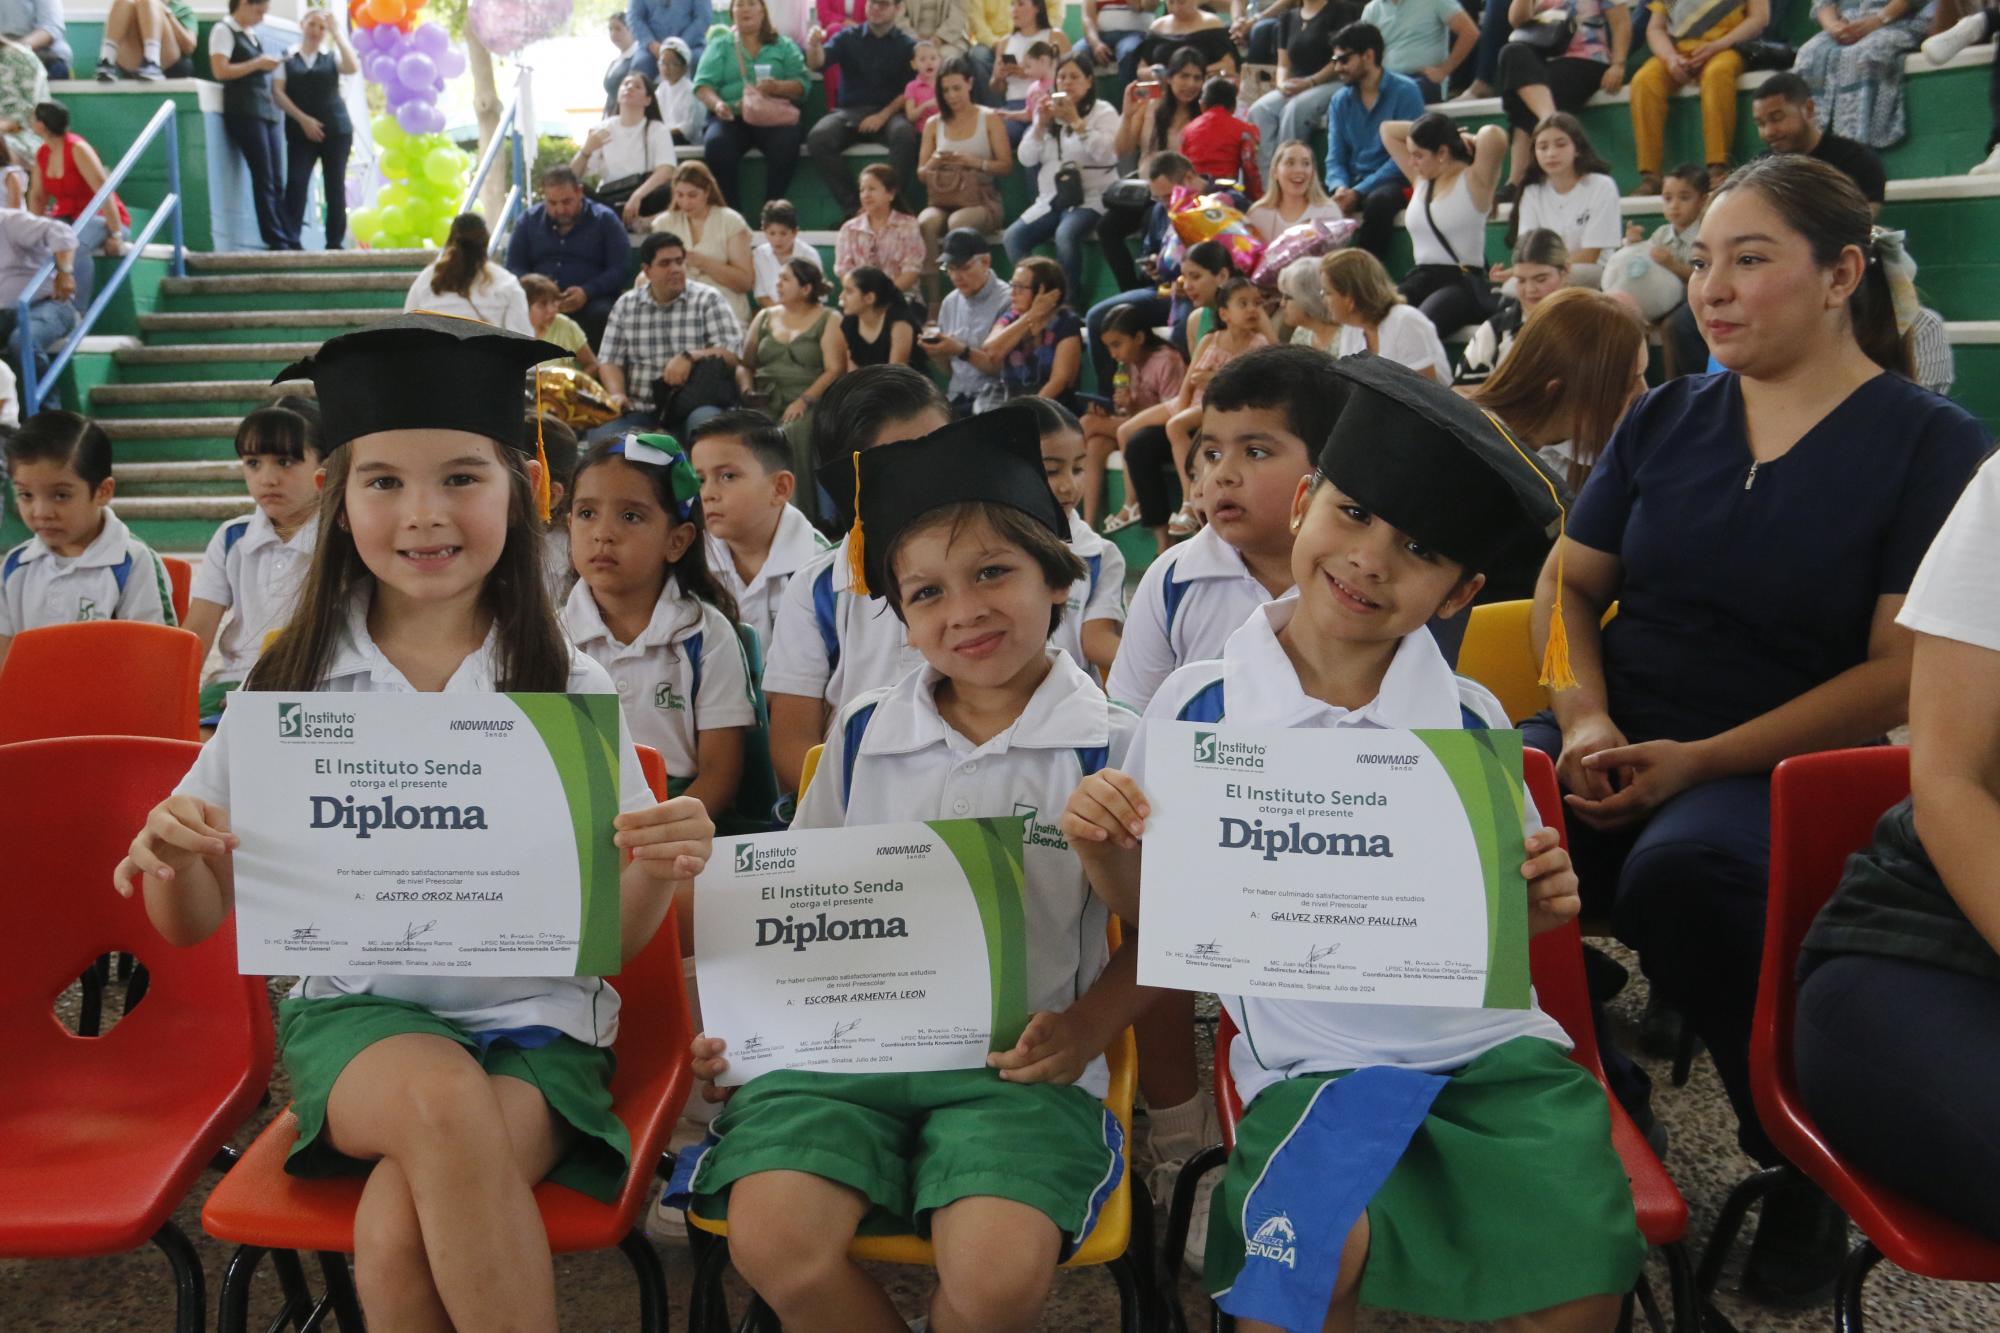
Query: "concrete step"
109 494 256 522
156 271 414 313
91 379 314 420
114 460 248 496
114 342 321 383
136 309 387 344
186 248 437 273
100 416 254 442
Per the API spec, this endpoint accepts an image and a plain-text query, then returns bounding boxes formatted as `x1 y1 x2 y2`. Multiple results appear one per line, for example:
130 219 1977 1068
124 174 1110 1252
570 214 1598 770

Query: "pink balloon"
468 0 573 56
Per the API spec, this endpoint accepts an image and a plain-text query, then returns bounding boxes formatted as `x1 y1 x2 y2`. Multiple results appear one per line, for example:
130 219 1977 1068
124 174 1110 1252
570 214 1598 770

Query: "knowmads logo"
1193 730 1265 771
1246 1214 1298 1268
733 842 798 875
278 701 357 742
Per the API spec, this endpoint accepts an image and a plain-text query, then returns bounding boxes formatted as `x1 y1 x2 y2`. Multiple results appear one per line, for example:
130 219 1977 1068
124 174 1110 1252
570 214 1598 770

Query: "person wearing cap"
592 230 746 443
626 0 713 80
116 312 715 1333
922 227 1012 418
1526 153 1989 1300
1066 354 1647 1331
684 405 1148 1333
654 36 706 143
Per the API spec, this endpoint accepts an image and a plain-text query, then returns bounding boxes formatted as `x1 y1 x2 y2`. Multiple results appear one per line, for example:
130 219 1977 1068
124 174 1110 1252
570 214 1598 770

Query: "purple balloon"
413 23 450 57
434 47 466 78
365 54 396 84
395 100 430 135
423 104 448 134
397 52 437 91
351 25 375 54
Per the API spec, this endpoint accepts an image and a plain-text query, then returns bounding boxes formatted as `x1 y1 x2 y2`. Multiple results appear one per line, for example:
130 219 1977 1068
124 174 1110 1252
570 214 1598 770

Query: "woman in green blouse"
694 0 808 208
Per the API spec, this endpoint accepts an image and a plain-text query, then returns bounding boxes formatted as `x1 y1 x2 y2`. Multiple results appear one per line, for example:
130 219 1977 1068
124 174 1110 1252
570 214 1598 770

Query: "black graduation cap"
846 405 1067 597
274 312 565 456
1318 355 1579 688
1318 354 1568 567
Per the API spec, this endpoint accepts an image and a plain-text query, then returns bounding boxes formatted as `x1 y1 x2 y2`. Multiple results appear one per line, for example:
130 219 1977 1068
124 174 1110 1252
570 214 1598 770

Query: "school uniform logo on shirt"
77 597 100 621
654 682 687 711
1011 802 1071 851
1246 1213 1299 1269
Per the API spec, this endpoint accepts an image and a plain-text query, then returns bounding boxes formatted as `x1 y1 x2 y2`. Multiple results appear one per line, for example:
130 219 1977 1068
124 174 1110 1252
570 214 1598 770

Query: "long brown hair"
1708 154 1909 376
247 439 571 693
1319 248 1401 326
673 160 727 212
1468 287 1644 491
429 214 491 299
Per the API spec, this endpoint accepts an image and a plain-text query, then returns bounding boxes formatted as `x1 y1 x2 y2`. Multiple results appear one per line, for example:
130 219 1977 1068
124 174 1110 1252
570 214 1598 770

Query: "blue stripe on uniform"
1063 1105 1127 1262
811 564 840 673
663 1131 721 1210
686 631 704 711
838 700 880 808
1161 559 1194 636
1176 678 1227 724
221 516 253 556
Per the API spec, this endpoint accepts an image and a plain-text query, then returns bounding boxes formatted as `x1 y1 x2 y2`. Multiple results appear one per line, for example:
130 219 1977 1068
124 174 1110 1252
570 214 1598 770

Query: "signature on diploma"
403 920 438 944
1193 939 1221 959
739 1034 770 1057
832 1018 862 1040
289 924 320 942
1307 943 1341 965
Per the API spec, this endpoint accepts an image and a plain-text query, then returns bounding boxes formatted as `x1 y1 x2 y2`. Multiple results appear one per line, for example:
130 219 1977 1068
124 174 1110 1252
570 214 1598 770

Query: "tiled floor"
6 954 1997 1331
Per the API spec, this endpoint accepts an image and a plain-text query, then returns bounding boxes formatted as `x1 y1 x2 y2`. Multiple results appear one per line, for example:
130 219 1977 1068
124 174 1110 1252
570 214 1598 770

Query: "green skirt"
276 993 631 1203
1205 1036 1647 1322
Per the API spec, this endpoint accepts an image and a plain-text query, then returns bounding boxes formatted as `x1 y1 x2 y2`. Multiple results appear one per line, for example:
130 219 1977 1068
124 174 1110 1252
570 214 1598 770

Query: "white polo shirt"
1129 593 1568 1105
1052 509 1127 682
0 508 174 637
175 590 653 1046
190 508 317 683
561 577 758 784
796 648 1140 1099
1103 524 1284 713
706 502 832 659
761 536 927 711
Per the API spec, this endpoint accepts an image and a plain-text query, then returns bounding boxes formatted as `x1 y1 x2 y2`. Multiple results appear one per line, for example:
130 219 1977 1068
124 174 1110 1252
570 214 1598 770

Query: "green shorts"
276 994 631 1203
1205 1036 1647 1322
682 1068 1122 1250
198 678 240 727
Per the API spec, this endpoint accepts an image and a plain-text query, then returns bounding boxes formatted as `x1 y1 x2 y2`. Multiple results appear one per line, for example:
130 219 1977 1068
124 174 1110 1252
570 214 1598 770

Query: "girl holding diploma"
1061 357 1645 1333
679 406 1149 1333
113 314 716 1333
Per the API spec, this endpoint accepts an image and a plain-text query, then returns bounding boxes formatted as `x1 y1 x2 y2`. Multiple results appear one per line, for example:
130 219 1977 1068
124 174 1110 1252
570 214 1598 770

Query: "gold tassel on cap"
532 372 552 524
845 451 869 596
1479 409 1577 691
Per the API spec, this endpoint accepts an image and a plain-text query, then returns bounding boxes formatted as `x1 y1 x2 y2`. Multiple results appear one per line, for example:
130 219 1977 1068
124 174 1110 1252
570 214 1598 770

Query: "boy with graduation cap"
126 312 715 1331
677 405 1149 1333
1063 356 1647 1332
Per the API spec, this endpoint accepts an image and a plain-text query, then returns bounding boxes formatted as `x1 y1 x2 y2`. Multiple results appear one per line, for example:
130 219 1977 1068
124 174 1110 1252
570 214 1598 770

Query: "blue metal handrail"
459 93 529 252
20 99 186 415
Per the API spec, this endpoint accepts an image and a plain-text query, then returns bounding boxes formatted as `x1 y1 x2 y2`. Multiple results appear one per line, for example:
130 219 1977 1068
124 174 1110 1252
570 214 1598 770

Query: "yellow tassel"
845 451 868 596
1478 409 1578 691
532 372 552 525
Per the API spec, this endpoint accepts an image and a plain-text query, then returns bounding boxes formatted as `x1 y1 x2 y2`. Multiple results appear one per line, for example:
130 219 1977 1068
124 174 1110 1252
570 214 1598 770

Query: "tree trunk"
467 32 507 218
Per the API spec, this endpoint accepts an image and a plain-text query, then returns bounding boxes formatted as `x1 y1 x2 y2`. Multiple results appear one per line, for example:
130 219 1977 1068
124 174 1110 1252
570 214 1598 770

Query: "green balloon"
376 203 409 238
423 146 460 186
349 207 382 242
371 114 404 149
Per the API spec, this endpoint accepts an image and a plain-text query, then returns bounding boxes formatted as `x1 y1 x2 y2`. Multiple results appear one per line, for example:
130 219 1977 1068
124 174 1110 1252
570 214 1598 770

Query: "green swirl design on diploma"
509 693 628 975
1412 728 1530 1009
928 816 1031 1050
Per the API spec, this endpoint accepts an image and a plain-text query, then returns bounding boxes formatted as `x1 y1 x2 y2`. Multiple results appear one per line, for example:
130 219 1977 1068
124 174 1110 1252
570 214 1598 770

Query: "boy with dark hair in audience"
753 200 825 308
690 408 833 653
1178 77 1263 197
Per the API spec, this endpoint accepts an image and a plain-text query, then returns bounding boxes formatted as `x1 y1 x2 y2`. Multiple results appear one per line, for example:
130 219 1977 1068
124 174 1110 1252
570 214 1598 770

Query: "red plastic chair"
199 744 693 1332
0 620 203 742
1162 749 1697 1332
161 555 192 624
1693 747 2000 1328
0 737 276 1333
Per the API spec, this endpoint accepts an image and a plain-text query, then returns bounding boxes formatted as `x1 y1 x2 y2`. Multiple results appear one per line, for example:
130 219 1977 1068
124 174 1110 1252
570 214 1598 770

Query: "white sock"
142 37 160 64
1146 1092 1214 1156
99 39 117 62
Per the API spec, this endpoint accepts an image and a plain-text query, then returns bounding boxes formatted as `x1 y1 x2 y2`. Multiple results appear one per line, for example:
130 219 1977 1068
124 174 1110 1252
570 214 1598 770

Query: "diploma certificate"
1138 722 1531 1009
696 818 1032 1085
228 693 627 977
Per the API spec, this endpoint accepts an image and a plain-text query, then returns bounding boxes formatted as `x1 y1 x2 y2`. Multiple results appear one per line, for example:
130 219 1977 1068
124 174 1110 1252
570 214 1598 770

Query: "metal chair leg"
1670 1028 1699 1088
316 1252 366 1333
216 1244 265 1333
1159 1144 1228 1293
125 961 151 1012
689 1228 737 1333
1616 1288 1636 1333
1125 1169 1162 1333
151 1221 206 1333
1660 1240 1699 1333
271 1249 317 1332
78 955 106 1037
1631 1271 1665 1333
1834 1240 1881 1333
1694 1165 1790 1297
1109 1253 1143 1333
617 1229 668 1333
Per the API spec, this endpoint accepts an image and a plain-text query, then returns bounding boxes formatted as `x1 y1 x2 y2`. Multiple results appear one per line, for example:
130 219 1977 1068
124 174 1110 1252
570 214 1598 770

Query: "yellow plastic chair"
1457 599 1620 725
797 743 824 803
684 921 1159 1332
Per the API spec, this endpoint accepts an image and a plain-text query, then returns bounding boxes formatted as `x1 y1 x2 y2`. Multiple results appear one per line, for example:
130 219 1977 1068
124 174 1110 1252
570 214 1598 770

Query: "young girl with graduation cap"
1063 356 1648 1333
113 312 717 1332
678 404 1150 1333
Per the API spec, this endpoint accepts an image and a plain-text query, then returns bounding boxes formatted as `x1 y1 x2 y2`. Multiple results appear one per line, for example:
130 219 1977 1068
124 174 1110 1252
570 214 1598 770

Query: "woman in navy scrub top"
1526 154 1987 1302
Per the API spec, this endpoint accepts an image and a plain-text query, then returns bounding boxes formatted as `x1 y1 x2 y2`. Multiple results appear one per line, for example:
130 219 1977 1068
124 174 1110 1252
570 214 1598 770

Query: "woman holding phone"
917 57 1011 307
